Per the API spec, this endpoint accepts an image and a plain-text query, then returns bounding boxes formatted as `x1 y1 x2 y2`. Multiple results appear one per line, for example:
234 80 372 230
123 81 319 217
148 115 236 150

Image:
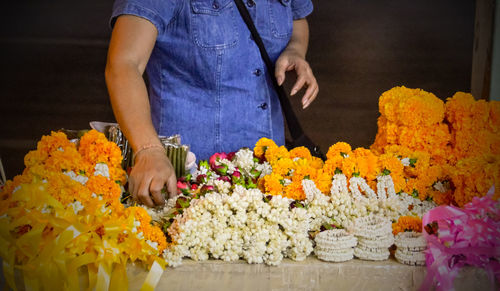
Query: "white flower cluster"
398 192 437 217
394 232 427 266
347 175 406 221
164 185 312 267
302 177 358 231
352 215 393 261
314 229 357 262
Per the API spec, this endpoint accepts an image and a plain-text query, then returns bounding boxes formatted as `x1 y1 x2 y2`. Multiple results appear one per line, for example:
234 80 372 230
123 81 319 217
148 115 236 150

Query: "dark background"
0 0 474 179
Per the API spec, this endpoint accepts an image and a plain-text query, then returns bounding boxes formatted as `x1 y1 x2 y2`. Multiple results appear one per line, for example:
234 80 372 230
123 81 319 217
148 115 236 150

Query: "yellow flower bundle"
0 130 167 291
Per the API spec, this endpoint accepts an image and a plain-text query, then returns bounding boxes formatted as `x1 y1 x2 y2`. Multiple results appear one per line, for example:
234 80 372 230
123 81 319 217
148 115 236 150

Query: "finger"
166 173 178 199
303 86 319 109
275 58 291 86
301 84 316 108
137 177 155 207
291 74 307 96
128 172 138 201
150 177 166 205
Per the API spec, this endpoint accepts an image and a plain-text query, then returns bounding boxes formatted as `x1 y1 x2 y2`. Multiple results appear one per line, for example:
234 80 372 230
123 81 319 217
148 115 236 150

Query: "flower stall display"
1 86 499 291
158 139 434 267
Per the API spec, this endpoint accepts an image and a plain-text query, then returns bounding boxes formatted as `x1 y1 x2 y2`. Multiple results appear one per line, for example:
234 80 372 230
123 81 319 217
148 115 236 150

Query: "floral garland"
158 139 438 266
0 130 167 291
371 86 500 207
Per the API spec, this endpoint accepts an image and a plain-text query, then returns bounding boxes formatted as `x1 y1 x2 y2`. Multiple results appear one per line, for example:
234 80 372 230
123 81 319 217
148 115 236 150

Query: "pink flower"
209 152 228 167
218 176 231 183
226 151 236 161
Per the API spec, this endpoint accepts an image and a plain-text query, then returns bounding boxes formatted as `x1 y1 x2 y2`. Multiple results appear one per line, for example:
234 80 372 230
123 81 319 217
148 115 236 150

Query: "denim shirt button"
258 103 268 110
253 69 262 76
247 0 255 7
212 1 219 9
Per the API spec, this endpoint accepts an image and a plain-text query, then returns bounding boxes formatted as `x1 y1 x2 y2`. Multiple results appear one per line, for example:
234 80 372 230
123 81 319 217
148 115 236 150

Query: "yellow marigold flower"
326 142 352 161
313 170 332 194
392 216 422 235
272 158 295 177
263 173 285 196
340 156 357 178
289 146 312 160
265 146 290 165
254 137 278 159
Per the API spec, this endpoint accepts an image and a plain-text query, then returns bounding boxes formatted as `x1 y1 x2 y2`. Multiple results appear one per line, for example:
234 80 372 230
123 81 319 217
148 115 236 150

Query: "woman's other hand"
275 18 318 109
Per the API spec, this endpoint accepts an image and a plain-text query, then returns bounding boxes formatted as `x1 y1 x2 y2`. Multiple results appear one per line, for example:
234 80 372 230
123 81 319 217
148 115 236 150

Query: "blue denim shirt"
111 0 313 161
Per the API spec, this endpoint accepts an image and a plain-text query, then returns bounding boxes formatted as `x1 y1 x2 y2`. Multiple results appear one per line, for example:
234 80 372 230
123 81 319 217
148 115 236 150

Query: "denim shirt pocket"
268 0 293 39
190 0 239 49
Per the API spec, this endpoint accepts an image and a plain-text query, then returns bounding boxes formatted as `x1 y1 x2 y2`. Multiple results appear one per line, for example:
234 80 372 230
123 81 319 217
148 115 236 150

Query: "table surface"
125 257 495 291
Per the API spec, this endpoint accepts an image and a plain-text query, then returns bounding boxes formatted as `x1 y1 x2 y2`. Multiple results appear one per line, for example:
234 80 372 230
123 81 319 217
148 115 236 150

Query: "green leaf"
353 172 360 177
412 189 419 198
382 168 391 176
409 158 417 167
334 168 343 175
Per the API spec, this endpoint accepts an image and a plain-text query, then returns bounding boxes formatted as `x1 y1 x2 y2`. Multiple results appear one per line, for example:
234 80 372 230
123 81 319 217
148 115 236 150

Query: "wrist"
133 143 165 162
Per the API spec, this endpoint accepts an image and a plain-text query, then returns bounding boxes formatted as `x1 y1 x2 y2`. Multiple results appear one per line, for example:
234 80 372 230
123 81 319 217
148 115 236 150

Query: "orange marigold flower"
254 137 278 159
392 216 422 235
86 175 122 202
289 146 312 160
326 142 352 161
284 180 306 201
379 86 444 127
78 130 123 172
265 146 290 165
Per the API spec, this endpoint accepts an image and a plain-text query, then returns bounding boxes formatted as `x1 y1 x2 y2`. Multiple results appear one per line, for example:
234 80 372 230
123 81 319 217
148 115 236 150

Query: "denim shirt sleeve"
291 0 313 20
110 0 180 36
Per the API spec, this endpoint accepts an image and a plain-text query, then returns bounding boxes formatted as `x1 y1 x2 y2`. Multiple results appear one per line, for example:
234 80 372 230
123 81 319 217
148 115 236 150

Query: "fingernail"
277 76 283 85
291 89 297 95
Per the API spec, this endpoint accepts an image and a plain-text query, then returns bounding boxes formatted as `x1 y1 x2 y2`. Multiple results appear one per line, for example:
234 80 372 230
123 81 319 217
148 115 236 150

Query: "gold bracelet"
133 144 165 162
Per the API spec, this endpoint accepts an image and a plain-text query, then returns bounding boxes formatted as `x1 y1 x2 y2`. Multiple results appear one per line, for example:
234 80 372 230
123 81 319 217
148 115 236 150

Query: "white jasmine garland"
163 186 312 266
234 148 255 175
376 175 397 200
400 157 411 167
94 162 110 178
63 171 89 185
349 177 377 200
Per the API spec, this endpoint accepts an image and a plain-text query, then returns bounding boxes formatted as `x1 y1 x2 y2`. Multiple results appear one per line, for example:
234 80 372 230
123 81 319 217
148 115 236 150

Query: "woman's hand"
128 147 177 207
275 18 318 109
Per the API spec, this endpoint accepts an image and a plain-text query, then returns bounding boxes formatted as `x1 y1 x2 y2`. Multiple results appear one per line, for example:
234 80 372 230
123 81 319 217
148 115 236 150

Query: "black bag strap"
233 0 304 141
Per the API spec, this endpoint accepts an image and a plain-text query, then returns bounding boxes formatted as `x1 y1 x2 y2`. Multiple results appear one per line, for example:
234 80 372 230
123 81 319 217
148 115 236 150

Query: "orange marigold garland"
372 86 500 206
